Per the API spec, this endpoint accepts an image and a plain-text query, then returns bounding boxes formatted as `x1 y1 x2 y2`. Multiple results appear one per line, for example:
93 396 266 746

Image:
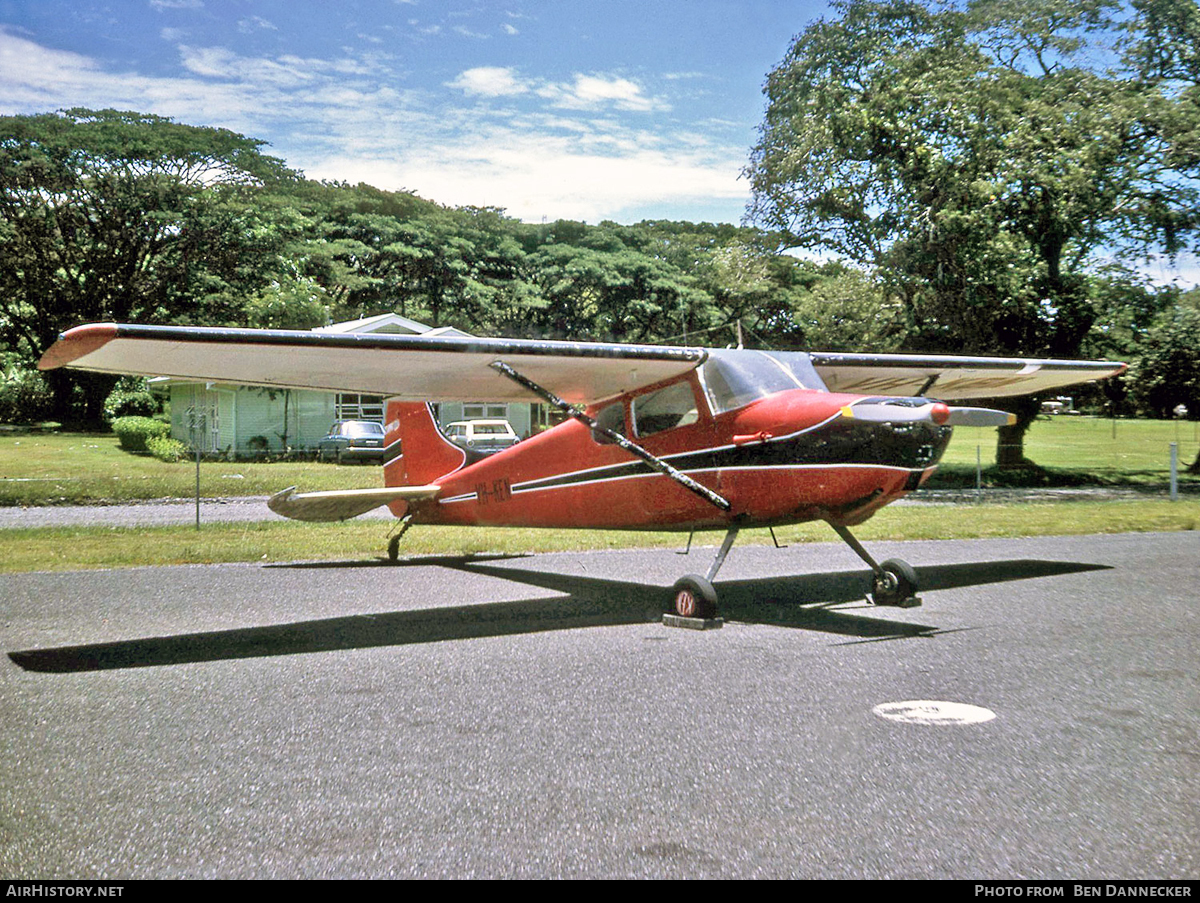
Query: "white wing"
39 323 704 405
810 352 1126 400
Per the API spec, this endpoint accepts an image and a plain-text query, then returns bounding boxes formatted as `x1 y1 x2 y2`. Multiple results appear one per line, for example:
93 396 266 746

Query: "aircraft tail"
383 401 467 488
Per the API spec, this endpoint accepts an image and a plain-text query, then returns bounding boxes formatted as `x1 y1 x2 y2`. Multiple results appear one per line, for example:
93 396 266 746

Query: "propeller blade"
839 401 951 424
944 407 1017 427
839 400 1015 427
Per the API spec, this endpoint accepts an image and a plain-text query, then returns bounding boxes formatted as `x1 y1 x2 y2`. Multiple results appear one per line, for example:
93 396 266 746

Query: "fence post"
976 444 982 491
1170 442 1178 502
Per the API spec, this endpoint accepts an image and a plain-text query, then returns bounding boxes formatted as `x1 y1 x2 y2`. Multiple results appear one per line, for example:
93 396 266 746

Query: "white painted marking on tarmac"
872 700 996 726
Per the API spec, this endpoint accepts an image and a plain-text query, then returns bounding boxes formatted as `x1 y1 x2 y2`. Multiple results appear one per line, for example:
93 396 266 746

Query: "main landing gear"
668 522 921 620
670 527 738 620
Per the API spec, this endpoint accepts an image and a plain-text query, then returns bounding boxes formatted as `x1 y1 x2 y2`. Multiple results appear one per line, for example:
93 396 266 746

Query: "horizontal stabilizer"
268 485 439 522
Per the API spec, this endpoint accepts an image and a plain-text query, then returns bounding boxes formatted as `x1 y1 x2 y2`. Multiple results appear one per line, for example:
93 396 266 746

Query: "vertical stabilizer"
383 401 467 488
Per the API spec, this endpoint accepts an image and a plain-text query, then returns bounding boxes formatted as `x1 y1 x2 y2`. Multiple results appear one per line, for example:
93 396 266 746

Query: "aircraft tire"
672 574 718 619
872 558 918 606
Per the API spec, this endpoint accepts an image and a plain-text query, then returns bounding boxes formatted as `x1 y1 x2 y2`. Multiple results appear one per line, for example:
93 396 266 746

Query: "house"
158 314 540 456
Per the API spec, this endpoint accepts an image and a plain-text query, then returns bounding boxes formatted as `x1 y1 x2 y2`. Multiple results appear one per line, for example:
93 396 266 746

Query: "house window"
463 403 509 420
336 394 384 422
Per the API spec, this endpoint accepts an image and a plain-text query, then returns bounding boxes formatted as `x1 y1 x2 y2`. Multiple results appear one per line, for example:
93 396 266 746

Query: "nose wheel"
831 524 921 607
870 558 919 607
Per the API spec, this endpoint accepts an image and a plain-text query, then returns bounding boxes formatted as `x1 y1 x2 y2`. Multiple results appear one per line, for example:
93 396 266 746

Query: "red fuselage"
399 371 953 532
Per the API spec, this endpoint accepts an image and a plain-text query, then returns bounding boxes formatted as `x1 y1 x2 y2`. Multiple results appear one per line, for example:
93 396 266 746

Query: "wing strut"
489 360 731 512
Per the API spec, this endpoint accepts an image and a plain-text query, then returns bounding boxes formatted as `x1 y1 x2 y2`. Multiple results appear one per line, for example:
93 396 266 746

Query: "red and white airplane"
40 323 1125 619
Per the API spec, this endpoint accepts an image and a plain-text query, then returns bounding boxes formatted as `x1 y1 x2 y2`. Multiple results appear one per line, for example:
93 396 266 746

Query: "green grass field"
1 499 1196 574
933 415 1199 487
0 430 382 505
0 417 1195 573
1 416 1195 506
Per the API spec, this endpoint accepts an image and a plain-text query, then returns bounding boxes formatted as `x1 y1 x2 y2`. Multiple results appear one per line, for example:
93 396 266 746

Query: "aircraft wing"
810 352 1127 401
39 323 704 405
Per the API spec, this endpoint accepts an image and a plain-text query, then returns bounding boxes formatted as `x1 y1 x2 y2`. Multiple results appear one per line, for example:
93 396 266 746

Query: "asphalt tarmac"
1 532 1197 879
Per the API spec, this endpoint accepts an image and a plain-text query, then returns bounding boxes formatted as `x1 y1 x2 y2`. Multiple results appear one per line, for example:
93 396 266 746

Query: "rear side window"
632 381 699 437
591 401 626 444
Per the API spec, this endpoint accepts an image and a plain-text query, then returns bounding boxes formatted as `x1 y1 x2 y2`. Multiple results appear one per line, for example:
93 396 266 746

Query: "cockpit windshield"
699 349 828 415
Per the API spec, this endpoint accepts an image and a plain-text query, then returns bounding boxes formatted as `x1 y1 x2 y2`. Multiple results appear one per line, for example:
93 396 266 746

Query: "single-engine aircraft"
40 323 1126 619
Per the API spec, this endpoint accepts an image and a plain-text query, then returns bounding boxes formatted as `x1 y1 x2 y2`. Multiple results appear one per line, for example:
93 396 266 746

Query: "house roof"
312 313 436 336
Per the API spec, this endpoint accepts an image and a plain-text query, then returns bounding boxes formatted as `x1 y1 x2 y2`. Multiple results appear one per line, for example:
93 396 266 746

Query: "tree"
746 0 1199 465
0 108 295 424
1129 306 1200 416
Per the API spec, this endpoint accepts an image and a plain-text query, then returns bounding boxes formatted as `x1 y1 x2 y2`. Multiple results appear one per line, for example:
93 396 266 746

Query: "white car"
443 419 520 454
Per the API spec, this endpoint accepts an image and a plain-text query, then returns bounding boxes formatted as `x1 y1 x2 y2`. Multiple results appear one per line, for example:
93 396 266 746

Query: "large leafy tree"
0 108 296 424
746 0 1200 464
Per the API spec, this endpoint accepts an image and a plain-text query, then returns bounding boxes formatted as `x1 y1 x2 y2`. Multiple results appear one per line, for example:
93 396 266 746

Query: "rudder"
383 401 467 488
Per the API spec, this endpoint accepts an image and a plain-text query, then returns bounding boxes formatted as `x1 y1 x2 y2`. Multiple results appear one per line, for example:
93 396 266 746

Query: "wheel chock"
662 613 724 630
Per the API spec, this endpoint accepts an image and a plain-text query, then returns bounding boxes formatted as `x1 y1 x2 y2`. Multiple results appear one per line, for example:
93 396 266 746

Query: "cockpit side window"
632 380 699 437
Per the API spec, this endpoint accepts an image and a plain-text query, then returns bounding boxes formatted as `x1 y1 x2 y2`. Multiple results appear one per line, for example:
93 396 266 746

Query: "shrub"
111 416 171 453
0 365 55 424
146 435 189 463
104 377 160 422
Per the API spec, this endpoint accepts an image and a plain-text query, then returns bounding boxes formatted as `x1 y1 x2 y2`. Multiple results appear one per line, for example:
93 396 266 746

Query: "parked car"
318 420 386 464
443 419 520 455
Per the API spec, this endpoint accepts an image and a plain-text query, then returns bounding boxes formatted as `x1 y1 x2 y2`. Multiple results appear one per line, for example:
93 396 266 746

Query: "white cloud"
0 29 743 223
447 66 528 97
306 123 747 223
449 67 667 112
502 24 519 36
538 74 666 112
238 17 278 34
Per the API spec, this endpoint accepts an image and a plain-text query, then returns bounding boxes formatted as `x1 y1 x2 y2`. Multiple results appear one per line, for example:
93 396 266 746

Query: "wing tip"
38 324 119 371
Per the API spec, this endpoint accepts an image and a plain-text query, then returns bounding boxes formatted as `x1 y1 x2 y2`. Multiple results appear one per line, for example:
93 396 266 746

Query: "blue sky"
0 0 832 224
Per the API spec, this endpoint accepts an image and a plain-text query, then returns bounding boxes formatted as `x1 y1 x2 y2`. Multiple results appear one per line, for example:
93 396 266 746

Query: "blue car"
318 420 386 464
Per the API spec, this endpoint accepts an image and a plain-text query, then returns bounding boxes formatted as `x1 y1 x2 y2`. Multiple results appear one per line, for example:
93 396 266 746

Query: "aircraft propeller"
839 400 1016 428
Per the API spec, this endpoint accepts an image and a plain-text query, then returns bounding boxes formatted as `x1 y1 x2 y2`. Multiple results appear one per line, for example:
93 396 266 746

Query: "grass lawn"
931 415 1199 487
1 416 1196 506
1 499 1196 574
0 430 381 505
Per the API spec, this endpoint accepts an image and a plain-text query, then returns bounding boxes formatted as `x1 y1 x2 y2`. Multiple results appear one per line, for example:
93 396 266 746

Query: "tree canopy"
745 0 1200 461
0 108 297 421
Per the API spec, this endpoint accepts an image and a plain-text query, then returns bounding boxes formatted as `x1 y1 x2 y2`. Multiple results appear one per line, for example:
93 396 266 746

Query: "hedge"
111 416 171 453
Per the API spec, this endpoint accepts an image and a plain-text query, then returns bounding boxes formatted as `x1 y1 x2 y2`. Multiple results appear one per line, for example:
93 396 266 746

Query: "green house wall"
169 384 336 455
168 384 538 455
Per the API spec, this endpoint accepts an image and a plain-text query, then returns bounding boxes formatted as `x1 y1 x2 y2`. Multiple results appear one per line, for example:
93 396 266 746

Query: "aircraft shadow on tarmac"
7 557 1109 673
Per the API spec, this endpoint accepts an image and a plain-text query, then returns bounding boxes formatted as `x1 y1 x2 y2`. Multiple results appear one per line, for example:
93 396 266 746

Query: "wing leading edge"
811 352 1127 401
39 323 706 405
